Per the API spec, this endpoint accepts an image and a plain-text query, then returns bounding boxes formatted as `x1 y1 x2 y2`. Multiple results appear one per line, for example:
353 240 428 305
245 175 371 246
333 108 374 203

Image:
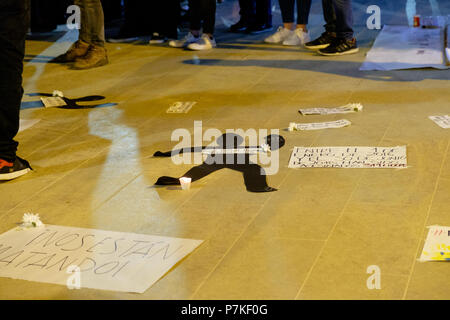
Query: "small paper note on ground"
429 115 450 129
167 101 196 113
419 226 450 262
299 103 363 115
0 225 203 293
18 119 40 133
289 119 351 131
40 96 67 108
202 147 267 155
288 146 407 168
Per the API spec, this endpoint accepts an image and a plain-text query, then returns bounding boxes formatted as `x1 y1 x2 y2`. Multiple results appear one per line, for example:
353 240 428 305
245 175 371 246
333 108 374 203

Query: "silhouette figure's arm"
153 146 206 157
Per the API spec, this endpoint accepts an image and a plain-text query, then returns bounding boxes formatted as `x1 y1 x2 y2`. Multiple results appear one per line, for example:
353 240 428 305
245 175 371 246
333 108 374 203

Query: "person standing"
230 0 273 34
304 0 358 55
169 0 217 51
264 0 312 46
0 0 33 180
53 0 108 69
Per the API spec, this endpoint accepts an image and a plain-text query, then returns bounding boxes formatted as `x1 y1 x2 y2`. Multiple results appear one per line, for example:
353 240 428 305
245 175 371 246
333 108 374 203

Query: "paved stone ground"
0 0 449 299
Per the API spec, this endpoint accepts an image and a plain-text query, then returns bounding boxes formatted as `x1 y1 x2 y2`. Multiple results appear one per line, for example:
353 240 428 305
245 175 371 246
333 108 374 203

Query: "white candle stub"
179 177 192 190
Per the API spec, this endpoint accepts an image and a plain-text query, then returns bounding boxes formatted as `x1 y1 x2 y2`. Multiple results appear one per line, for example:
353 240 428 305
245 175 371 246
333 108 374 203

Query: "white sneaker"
282 28 310 46
264 26 293 44
187 34 216 51
169 32 199 48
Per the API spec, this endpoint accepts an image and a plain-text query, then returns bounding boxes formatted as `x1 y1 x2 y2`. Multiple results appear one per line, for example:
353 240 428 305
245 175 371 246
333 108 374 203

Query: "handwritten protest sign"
299 103 363 116
288 146 407 168
0 225 203 293
420 226 450 262
289 119 351 131
429 115 450 129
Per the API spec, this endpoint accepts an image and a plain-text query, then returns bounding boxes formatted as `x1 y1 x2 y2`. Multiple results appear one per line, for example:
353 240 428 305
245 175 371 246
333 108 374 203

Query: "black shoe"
318 38 359 56
246 24 273 34
304 32 336 50
229 20 248 33
149 32 168 44
155 176 181 185
0 156 32 181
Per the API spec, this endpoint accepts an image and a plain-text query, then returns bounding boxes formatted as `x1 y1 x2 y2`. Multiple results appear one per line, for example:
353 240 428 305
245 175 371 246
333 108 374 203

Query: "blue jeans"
74 0 105 46
322 0 354 40
0 0 29 161
279 0 312 25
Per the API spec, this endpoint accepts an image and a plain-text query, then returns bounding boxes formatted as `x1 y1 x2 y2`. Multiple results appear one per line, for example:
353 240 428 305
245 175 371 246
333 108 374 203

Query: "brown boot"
72 45 109 70
52 40 90 63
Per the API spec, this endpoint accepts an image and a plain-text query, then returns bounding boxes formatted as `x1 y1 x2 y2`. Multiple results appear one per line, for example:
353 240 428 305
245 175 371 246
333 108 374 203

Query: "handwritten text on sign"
0 225 203 293
288 146 407 168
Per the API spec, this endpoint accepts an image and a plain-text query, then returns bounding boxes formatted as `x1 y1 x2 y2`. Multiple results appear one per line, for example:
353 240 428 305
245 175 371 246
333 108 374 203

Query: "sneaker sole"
149 40 167 44
304 43 331 50
107 37 139 43
187 45 215 51
318 47 359 56
0 168 31 181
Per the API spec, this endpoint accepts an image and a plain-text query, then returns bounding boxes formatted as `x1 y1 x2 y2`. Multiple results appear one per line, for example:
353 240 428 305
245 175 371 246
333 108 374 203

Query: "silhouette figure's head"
265 134 285 151
216 133 244 148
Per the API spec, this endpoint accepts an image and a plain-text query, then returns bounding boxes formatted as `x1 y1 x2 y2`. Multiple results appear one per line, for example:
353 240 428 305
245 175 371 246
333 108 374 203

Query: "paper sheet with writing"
291 119 351 131
18 119 40 133
288 146 407 168
166 101 196 113
360 25 448 71
40 97 67 108
429 115 450 128
0 225 203 293
299 103 363 115
419 226 450 261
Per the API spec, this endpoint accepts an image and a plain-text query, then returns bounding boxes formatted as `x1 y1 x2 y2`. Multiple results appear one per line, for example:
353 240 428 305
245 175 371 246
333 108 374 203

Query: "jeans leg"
279 0 295 24
297 0 312 25
0 0 29 161
255 0 272 26
322 0 336 33
201 0 216 35
81 0 105 46
189 0 202 31
332 0 353 39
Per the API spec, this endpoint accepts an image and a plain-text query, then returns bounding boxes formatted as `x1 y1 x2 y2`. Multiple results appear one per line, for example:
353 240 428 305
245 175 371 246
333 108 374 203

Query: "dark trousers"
279 0 312 25
189 0 216 35
322 0 354 40
239 0 272 26
0 0 29 162
122 0 179 38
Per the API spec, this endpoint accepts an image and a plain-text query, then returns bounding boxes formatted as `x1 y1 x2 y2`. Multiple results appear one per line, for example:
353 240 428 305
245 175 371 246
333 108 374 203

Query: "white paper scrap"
40 97 67 108
166 101 196 113
0 225 203 293
289 119 351 131
429 115 450 128
419 226 450 262
288 146 407 169
299 103 363 115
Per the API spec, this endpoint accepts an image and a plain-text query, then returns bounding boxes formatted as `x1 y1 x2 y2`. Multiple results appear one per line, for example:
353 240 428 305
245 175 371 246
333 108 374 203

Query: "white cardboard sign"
419 226 450 262
429 115 450 129
289 119 351 131
288 146 407 168
299 103 363 115
0 225 203 293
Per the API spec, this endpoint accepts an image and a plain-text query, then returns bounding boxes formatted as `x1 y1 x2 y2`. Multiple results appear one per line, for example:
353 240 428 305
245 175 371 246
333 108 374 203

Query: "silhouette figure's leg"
155 162 222 185
230 163 277 192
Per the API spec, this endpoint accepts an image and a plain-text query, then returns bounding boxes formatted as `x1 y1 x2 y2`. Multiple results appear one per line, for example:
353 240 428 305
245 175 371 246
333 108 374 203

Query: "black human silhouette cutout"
154 133 285 193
